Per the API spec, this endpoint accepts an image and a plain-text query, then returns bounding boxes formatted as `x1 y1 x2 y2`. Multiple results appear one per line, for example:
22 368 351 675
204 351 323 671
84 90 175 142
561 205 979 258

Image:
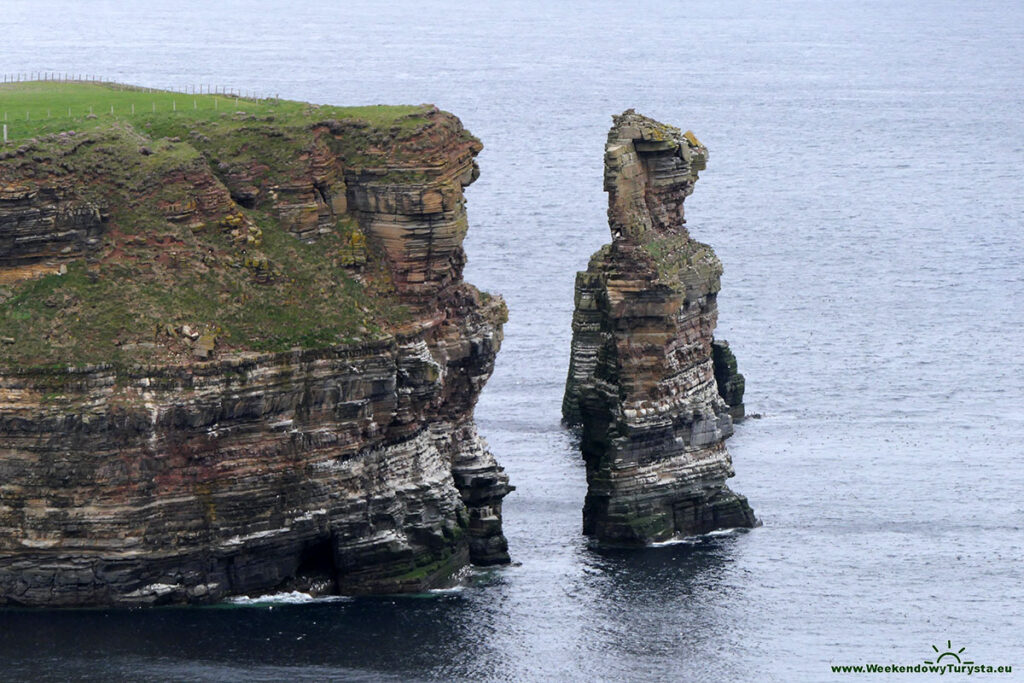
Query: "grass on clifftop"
0 82 434 368
0 82 426 143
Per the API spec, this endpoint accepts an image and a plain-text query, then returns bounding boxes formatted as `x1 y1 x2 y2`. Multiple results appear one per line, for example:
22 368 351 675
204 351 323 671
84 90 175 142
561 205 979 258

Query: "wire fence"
1 72 282 144
1 71 279 100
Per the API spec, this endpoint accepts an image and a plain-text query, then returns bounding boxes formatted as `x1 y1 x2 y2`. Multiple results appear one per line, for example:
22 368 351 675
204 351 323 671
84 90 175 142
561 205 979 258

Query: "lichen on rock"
563 109 757 546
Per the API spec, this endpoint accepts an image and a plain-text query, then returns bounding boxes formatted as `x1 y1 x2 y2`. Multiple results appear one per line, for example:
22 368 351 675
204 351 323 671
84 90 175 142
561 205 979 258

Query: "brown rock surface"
563 110 756 545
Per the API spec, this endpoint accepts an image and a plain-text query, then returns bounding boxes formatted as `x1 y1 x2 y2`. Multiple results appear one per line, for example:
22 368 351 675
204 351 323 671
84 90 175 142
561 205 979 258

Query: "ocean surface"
2 1 1023 680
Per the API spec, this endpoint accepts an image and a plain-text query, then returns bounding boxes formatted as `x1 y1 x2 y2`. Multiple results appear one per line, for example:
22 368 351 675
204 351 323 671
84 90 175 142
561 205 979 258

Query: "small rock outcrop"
563 110 757 545
711 339 745 421
0 86 511 606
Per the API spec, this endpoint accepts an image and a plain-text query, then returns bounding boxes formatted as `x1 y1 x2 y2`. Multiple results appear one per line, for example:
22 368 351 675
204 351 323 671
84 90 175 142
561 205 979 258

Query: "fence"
0 72 279 100
1 72 283 144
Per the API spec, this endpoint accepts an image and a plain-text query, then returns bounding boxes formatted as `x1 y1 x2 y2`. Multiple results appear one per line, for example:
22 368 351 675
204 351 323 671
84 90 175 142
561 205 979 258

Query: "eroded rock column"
563 110 757 545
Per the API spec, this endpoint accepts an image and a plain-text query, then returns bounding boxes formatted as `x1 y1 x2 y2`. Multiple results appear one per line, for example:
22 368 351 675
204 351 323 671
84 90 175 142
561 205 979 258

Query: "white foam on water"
648 537 700 547
225 591 350 605
649 527 742 546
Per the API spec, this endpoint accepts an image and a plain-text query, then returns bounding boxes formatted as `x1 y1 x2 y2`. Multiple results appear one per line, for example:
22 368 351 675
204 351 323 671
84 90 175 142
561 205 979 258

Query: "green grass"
0 81 441 368
0 81 428 143
639 232 721 290
0 217 407 367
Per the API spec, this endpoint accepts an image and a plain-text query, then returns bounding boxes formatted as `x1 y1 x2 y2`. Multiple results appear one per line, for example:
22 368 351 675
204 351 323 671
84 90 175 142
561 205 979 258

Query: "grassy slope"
0 82 432 368
0 82 424 142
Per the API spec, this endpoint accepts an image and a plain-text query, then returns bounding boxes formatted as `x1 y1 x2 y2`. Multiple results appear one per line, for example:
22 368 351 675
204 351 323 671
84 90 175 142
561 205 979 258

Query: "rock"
193 332 216 359
0 184 105 269
338 116 484 308
338 228 368 267
563 110 757 546
712 338 745 421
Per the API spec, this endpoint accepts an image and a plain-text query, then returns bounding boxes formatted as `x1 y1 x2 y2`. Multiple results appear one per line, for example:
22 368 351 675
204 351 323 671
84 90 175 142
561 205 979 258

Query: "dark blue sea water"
2 1 1023 680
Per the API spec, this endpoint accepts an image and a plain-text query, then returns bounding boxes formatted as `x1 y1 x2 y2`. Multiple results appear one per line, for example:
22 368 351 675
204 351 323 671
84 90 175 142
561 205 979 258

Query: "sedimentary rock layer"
0 184 104 274
0 94 510 606
563 110 756 545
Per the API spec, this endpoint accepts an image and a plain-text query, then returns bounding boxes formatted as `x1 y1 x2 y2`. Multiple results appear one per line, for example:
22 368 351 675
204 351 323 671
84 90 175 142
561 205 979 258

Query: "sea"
1 1 1022 680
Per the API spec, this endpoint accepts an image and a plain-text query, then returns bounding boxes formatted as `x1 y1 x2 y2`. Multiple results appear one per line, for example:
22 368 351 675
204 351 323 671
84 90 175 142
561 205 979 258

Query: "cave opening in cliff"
294 536 339 595
229 191 257 209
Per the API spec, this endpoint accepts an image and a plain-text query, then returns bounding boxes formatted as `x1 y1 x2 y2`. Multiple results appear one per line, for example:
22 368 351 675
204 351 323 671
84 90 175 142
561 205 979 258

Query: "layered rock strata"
0 94 510 606
563 110 756 545
0 184 104 284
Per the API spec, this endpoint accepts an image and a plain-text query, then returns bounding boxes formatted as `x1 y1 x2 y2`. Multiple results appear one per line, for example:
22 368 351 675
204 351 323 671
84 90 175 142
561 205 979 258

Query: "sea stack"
563 110 757 545
0 84 511 606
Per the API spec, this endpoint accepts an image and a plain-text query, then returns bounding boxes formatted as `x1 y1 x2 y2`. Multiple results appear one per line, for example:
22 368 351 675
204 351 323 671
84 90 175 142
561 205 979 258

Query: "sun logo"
924 640 974 666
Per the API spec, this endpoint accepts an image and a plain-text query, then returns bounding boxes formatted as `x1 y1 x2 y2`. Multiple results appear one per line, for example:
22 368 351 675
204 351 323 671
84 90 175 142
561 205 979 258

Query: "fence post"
3 124 7 144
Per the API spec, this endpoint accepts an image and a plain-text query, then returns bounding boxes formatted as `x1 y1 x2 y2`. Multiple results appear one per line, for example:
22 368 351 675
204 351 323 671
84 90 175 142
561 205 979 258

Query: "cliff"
0 83 511 606
563 110 756 545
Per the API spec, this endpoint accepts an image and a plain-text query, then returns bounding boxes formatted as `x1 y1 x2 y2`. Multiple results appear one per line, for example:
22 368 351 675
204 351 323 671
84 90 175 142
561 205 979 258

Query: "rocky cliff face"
563 110 756 546
0 91 510 606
